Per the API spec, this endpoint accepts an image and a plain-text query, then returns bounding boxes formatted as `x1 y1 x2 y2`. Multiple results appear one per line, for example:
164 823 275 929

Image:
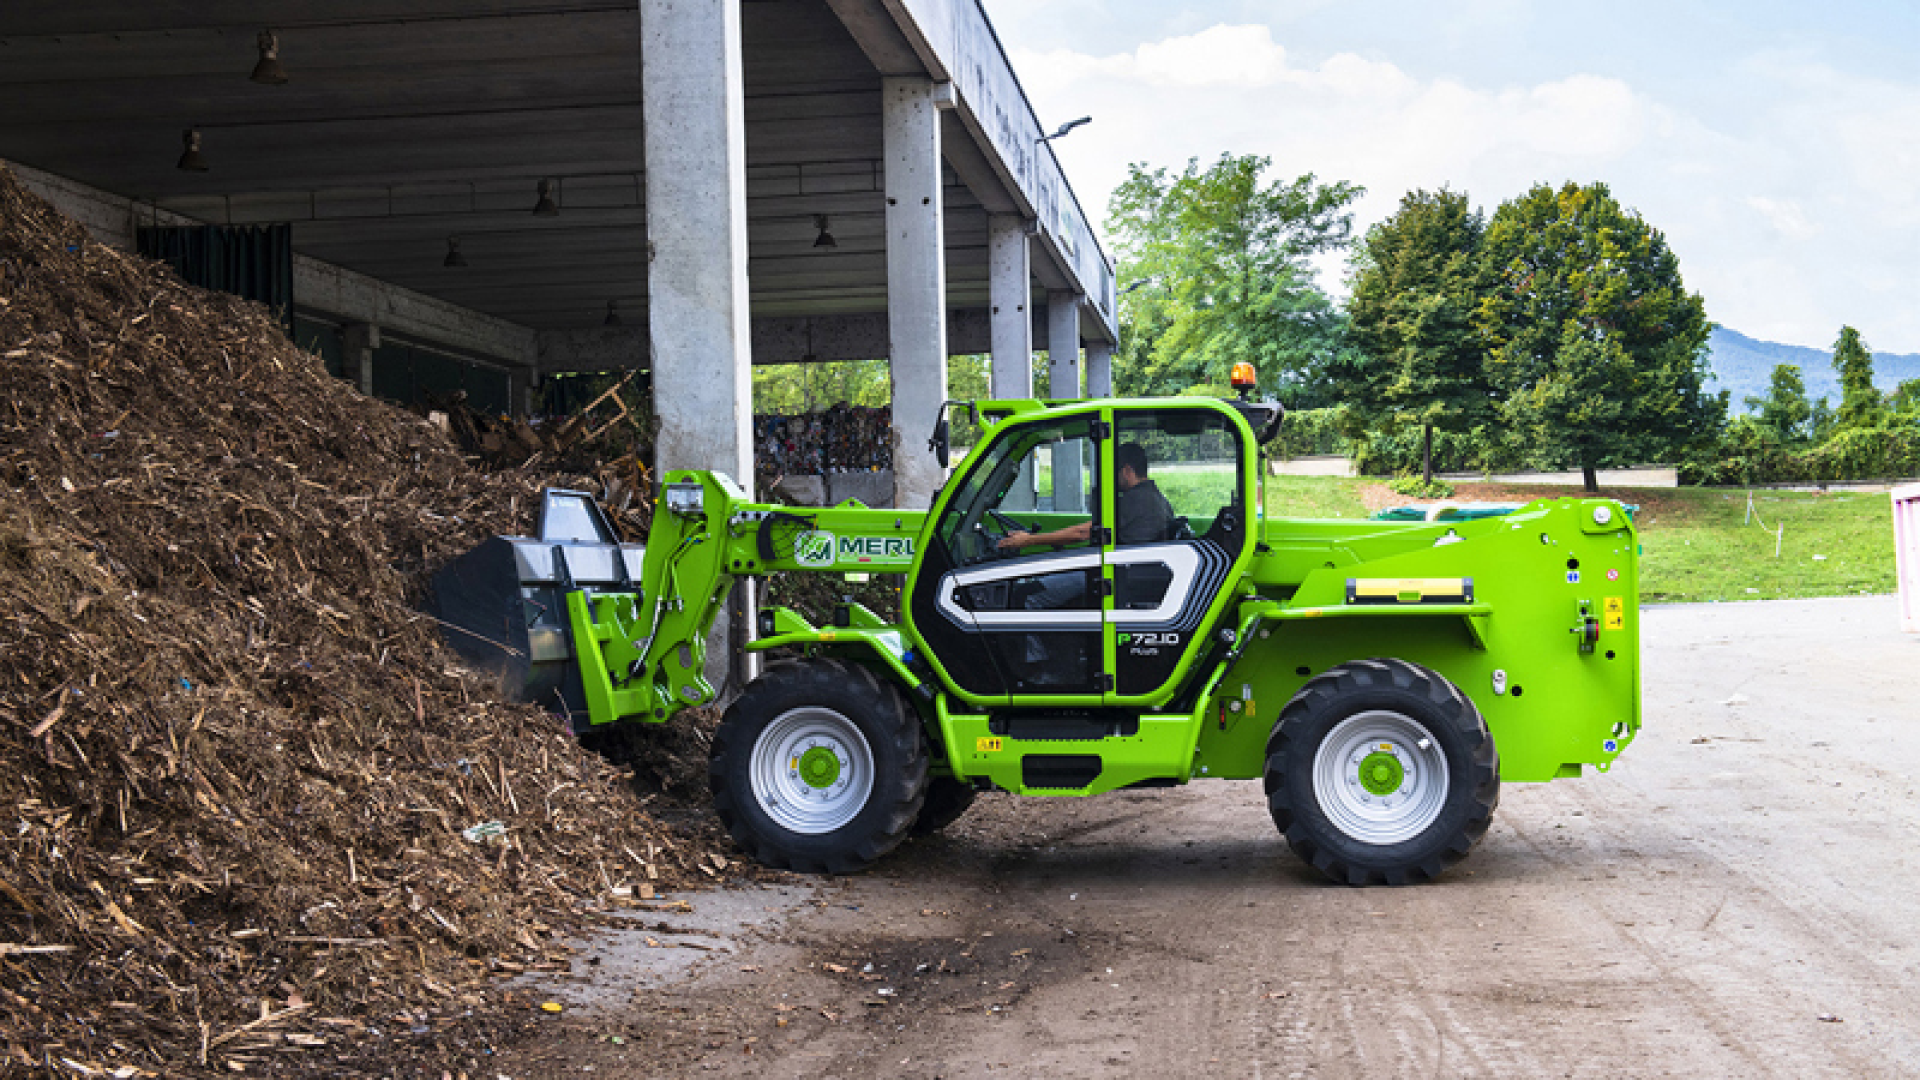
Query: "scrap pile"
752 403 892 476
430 372 653 477
0 167 723 1076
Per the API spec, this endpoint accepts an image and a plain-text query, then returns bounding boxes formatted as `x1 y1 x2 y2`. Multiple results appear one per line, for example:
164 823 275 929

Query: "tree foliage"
1107 154 1361 400
1475 182 1724 490
751 357 891 415
1346 189 1491 481
1891 378 1920 422
1831 326 1885 431
1744 363 1812 445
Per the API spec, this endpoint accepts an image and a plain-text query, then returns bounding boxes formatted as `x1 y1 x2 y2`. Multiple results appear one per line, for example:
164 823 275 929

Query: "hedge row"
1680 424 1920 486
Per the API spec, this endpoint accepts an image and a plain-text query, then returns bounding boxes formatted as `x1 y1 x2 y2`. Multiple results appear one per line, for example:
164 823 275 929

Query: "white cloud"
1016 25 1649 213
1133 24 1292 87
1745 196 1815 239
1014 23 1920 352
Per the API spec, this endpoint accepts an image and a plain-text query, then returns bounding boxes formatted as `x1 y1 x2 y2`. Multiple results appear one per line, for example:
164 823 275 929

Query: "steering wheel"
986 509 1026 536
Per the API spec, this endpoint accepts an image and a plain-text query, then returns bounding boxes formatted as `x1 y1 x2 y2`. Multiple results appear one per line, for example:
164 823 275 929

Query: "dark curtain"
136 224 295 334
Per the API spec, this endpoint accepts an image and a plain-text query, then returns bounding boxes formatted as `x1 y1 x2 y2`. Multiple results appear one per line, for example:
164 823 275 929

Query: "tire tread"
1264 658 1498 886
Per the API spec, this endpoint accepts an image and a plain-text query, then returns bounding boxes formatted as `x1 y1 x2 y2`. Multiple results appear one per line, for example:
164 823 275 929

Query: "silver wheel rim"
1312 709 1450 845
750 706 875 835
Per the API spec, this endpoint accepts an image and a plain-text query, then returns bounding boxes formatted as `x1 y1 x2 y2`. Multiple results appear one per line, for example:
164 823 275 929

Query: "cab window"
935 416 1098 564
1112 410 1243 548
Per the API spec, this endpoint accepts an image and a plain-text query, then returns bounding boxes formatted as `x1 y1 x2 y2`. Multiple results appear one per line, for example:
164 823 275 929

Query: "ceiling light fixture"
1039 116 1091 143
176 129 209 172
603 300 621 327
443 237 468 268
250 30 288 85
812 214 836 249
533 178 559 217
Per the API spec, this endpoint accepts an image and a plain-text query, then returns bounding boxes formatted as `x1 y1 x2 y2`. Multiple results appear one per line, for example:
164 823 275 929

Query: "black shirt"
1115 478 1175 545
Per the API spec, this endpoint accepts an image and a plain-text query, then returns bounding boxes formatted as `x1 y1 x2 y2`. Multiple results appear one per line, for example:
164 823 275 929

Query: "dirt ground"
502 596 1920 1079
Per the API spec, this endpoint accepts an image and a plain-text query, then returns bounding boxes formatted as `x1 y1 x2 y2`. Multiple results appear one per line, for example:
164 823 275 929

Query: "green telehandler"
433 383 1640 885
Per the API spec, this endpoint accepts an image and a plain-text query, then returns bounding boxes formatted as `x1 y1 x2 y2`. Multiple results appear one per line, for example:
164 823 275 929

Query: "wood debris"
0 165 736 1076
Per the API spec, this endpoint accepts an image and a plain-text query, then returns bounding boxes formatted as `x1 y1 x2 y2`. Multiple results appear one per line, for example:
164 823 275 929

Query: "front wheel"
1265 659 1498 886
710 659 928 874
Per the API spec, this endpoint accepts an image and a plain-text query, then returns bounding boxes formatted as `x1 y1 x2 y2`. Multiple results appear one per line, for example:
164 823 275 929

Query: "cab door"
1102 404 1253 704
906 410 1105 703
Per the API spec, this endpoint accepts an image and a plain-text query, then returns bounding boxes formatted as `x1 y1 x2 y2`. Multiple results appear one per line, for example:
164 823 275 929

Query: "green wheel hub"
1359 750 1404 796
796 745 842 789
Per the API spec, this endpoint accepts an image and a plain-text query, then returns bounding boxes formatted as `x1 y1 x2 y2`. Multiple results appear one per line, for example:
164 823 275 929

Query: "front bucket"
429 489 643 730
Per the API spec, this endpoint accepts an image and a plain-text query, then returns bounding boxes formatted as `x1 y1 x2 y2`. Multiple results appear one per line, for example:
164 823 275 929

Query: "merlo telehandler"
433 378 1641 885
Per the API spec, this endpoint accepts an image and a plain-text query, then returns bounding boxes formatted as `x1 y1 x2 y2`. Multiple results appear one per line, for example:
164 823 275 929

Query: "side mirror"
928 412 951 469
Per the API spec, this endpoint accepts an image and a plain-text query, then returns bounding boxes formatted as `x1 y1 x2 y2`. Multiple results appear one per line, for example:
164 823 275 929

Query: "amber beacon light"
1229 362 1258 393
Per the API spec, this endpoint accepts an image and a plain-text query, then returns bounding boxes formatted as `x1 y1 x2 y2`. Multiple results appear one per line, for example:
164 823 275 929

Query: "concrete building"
0 0 1118 508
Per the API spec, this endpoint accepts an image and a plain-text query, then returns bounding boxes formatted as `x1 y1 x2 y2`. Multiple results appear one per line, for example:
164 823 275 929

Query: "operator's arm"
998 520 1091 550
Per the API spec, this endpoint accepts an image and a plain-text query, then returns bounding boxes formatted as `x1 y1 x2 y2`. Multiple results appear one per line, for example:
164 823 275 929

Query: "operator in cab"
997 442 1175 553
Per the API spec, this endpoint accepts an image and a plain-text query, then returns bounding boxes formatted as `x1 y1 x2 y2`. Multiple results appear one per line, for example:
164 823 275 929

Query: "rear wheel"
710 659 927 873
911 776 977 836
1265 659 1498 886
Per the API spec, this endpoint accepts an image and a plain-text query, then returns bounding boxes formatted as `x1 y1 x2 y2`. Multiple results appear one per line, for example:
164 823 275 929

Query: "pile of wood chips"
0 166 733 1076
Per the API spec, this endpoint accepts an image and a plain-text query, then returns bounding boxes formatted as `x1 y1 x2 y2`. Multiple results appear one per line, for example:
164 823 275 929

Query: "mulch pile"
0 166 735 1077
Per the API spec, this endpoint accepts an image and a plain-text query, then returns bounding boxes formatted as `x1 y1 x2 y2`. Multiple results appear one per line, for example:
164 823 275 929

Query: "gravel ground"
505 596 1920 1079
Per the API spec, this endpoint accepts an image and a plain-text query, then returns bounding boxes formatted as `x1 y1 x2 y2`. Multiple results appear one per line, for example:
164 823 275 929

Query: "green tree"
1107 154 1361 398
1809 397 1837 442
1831 326 1885 430
1890 378 1920 424
1346 188 1491 484
751 357 890 414
1744 362 1812 445
1476 182 1724 492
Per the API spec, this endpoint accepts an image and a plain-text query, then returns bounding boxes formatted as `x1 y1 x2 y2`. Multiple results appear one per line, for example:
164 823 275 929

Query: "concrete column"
641 0 752 482
342 323 379 396
1045 292 1085 512
1086 341 1115 398
508 367 533 418
641 0 756 697
1046 291 1081 399
987 214 1032 400
883 77 951 510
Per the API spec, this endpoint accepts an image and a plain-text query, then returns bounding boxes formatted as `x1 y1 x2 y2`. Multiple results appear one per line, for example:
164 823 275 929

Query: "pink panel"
1895 483 1920 633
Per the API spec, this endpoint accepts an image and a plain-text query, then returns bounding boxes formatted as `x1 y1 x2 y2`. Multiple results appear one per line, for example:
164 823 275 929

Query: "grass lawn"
1627 487 1895 603
1262 473 1376 518
1262 475 1899 604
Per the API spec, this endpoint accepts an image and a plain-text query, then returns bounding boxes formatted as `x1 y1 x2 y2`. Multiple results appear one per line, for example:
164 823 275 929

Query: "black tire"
710 659 928 874
1264 658 1499 886
910 776 977 836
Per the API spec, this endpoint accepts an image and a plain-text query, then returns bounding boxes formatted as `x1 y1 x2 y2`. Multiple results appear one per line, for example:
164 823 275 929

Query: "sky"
981 0 1920 354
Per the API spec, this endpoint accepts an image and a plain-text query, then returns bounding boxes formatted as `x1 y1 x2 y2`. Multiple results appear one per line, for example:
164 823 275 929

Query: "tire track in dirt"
512 598 1920 1079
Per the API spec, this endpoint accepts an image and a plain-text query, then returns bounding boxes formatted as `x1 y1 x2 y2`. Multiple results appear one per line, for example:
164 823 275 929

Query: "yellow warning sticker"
1604 596 1625 630
976 737 1003 753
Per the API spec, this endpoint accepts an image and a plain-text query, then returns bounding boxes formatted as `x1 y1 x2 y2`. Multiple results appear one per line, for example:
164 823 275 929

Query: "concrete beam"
535 310 998 374
641 0 753 482
7 159 540 371
822 0 933 76
748 310 989 366
295 255 538 367
536 329 649 373
876 0 1120 344
988 213 1032 399
882 76 951 509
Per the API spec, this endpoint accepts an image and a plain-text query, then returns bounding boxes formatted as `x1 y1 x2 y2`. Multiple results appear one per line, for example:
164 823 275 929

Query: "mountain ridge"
1707 328 1920 410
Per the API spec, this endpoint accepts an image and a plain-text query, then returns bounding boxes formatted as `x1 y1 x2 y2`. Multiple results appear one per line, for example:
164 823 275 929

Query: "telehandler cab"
434 378 1641 885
